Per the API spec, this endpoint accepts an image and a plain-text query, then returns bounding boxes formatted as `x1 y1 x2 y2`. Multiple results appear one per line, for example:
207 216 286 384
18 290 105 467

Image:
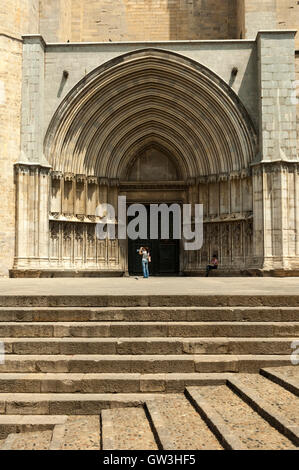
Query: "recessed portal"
128 205 180 276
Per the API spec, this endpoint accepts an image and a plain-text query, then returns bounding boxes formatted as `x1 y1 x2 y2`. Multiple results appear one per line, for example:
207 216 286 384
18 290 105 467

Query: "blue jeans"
142 259 149 278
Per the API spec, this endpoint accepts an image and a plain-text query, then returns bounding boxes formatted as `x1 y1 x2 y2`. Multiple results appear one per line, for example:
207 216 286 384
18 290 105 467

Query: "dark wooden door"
128 206 180 276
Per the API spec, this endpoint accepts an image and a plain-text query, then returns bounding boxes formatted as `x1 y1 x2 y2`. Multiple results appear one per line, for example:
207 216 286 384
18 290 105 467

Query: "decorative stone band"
51 171 63 180
50 169 252 186
251 161 299 176
14 162 51 176
49 210 253 225
76 174 86 183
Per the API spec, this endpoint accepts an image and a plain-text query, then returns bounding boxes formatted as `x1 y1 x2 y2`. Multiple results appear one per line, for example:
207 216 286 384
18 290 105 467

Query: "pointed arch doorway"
123 144 182 276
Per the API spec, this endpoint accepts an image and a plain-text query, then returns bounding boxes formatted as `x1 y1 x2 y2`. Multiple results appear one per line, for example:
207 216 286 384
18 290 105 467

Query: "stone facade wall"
276 0 299 49
0 0 39 276
39 0 72 43
296 54 299 146
240 0 277 39
39 0 239 43
43 41 258 136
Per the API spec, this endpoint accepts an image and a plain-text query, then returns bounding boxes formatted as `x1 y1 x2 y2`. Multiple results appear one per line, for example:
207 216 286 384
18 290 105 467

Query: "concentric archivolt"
44 49 257 179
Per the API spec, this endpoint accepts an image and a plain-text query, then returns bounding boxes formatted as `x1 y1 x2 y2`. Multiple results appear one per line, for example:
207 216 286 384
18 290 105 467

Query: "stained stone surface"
61 416 100 450
235 374 299 426
198 384 296 450
106 408 158 450
9 430 53 450
149 395 223 450
266 366 299 383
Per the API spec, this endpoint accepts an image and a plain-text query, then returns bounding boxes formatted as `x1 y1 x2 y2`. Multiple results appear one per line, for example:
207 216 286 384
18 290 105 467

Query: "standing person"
206 254 219 277
138 246 150 278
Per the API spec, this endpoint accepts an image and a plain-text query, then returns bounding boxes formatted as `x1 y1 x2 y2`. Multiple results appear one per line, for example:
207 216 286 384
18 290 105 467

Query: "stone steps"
0 392 166 415
260 367 299 396
0 321 297 337
226 374 299 445
0 354 292 375
101 407 159 450
0 294 298 307
0 293 297 448
0 416 100 450
0 429 54 450
1 337 295 355
0 370 297 449
0 372 234 394
0 415 67 439
186 383 297 449
100 371 299 450
1 306 298 322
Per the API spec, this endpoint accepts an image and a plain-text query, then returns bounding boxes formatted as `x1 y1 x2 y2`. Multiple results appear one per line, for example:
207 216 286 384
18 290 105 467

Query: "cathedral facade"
1 1 299 277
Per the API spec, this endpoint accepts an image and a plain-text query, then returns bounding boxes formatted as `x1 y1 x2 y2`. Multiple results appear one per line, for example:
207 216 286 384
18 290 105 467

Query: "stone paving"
1 277 299 296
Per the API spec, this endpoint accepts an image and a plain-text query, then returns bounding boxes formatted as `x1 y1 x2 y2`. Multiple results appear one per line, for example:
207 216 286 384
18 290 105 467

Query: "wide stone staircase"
0 293 298 449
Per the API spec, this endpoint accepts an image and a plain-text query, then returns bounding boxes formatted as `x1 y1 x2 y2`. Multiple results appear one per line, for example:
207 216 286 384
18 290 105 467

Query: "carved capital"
14 164 30 175
87 175 98 185
110 178 120 187
207 174 217 184
252 161 299 176
218 173 229 182
196 176 208 185
64 172 75 182
99 177 109 186
76 174 86 183
51 171 63 180
229 171 240 181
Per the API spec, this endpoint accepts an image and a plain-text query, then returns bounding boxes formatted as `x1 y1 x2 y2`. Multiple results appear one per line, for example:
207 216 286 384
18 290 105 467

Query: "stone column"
20 35 46 165
12 35 51 275
252 30 298 273
13 163 51 271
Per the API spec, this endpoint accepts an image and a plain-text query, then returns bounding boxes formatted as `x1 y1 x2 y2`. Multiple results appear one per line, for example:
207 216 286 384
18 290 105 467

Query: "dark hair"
213 254 218 258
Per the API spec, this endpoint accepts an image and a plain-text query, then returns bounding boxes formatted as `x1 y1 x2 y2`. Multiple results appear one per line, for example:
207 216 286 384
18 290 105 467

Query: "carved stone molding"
252 161 299 176
87 176 98 185
110 178 120 187
15 164 30 175
99 177 109 186
64 172 75 182
218 173 229 182
15 163 51 176
187 177 196 186
196 168 251 184
51 171 63 180
76 174 86 183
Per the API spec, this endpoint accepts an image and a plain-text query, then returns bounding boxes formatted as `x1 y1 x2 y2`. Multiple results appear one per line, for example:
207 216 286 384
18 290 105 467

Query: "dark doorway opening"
128 205 180 276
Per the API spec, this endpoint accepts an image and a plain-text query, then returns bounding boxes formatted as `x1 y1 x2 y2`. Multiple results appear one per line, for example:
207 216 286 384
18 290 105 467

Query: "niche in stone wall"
75 176 85 215
63 176 74 215
51 177 61 213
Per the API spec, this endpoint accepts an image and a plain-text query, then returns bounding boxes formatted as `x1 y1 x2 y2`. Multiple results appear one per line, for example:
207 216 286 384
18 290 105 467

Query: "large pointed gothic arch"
44 48 257 179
